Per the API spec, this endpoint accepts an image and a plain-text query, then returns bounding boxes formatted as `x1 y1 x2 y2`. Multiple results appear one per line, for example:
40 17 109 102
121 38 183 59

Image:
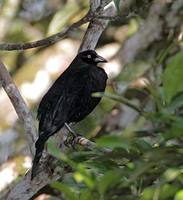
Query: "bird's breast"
89 67 107 92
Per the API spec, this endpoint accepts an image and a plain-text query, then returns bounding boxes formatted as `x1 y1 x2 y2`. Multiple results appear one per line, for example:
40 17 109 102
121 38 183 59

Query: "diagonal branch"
0 59 37 156
79 0 116 51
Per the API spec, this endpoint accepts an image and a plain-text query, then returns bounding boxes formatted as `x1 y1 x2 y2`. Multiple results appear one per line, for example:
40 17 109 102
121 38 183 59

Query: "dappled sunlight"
103 59 121 78
0 155 32 192
20 70 51 102
0 162 17 191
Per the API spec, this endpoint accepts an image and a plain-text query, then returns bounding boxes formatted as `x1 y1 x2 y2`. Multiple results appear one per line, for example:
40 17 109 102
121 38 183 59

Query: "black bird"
31 49 108 179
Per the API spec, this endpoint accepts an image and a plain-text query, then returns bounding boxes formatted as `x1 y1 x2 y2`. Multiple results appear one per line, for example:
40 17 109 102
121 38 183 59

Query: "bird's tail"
31 133 50 180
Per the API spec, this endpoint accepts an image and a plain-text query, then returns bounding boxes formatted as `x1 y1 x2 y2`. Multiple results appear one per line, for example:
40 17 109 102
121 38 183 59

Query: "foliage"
48 51 183 200
113 0 121 14
0 0 183 199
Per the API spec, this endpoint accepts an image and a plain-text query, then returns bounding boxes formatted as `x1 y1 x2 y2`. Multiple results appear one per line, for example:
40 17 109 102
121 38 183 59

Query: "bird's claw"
64 133 81 150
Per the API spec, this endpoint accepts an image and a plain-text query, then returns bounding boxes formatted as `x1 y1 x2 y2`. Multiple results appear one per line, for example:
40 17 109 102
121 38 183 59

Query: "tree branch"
0 0 115 52
79 0 116 51
0 13 90 51
0 59 37 156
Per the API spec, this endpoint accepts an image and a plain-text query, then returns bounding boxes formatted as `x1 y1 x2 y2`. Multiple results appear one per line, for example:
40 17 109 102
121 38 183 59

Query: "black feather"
31 50 108 179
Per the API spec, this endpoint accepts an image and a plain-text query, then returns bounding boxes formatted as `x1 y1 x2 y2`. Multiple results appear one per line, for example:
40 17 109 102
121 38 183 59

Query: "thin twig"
0 12 91 51
0 2 117 51
93 92 144 115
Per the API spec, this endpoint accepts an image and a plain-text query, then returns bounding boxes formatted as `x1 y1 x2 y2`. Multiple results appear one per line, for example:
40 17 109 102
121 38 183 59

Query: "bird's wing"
37 67 71 133
37 65 88 133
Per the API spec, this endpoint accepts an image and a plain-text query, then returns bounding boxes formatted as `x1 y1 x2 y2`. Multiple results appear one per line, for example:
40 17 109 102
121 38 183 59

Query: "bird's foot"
64 123 82 149
64 132 82 150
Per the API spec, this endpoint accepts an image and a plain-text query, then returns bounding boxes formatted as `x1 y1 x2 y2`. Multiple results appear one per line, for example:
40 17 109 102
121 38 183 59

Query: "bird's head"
78 50 107 65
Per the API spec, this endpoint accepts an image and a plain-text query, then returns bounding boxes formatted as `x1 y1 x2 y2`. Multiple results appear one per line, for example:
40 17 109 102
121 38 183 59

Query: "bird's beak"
95 55 108 63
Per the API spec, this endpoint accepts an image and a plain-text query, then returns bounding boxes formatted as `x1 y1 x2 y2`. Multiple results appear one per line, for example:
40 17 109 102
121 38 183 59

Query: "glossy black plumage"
31 50 108 179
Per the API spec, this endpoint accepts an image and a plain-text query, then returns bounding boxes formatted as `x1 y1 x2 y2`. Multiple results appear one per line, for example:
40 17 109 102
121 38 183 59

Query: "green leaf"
164 119 183 140
158 184 178 200
47 141 75 167
51 182 78 200
116 61 151 83
73 167 95 189
167 93 183 113
113 0 120 14
174 190 183 200
141 184 177 200
80 189 93 200
48 142 95 189
163 168 181 182
163 51 183 104
98 170 122 194
92 92 142 114
47 140 75 174
96 135 130 150
129 162 154 183
141 187 154 200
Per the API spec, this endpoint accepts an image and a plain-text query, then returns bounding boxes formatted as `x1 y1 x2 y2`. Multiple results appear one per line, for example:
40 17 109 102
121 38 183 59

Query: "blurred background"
0 0 183 199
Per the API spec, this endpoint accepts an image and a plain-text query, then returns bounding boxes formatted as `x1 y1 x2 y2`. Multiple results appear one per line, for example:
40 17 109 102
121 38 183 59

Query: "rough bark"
0 59 37 156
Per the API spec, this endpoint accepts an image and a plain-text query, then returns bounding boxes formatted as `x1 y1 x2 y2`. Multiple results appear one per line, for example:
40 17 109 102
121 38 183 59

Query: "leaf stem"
93 92 146 116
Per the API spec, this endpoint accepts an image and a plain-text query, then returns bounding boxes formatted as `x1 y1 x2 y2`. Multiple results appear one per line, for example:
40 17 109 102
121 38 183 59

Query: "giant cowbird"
31 50 108 179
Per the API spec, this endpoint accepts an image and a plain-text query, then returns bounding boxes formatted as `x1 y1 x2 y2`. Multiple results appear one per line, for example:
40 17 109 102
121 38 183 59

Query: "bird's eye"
87 55 92 59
